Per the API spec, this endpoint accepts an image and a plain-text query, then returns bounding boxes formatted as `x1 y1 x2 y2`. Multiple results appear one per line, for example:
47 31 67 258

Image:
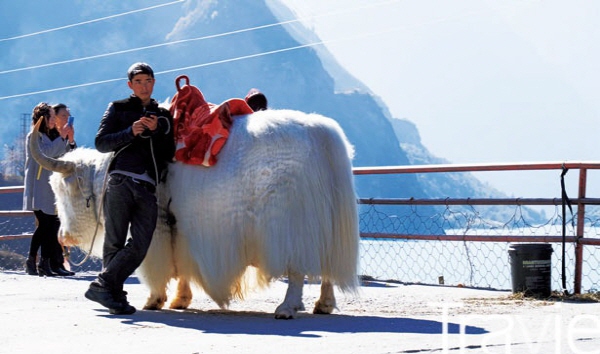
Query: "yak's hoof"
313 299 335 314
275 302 304 319
169 296 192 310
274 311 295 320
143 296 166 310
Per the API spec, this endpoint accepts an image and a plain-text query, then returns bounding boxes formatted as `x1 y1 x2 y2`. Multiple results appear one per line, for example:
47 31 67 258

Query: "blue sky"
280 0 600 200
2 0 599 201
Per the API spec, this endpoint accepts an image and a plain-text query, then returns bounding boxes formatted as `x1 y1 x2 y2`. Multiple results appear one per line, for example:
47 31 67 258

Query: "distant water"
359 230 600 293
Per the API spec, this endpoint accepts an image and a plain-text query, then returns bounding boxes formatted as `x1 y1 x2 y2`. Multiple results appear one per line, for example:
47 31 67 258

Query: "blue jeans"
98 173 157 292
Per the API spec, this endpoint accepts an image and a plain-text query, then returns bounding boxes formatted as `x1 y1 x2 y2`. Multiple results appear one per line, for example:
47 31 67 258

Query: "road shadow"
97 308 488 338
37 273 142 284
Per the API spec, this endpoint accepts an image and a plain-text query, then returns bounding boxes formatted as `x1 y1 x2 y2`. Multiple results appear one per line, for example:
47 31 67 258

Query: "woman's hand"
63 124 75 143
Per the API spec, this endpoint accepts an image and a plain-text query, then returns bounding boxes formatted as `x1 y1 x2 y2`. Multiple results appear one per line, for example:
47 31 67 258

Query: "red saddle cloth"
169 75 254 166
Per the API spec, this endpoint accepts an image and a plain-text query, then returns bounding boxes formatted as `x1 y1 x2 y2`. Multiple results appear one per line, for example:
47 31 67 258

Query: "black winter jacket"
95 95 175 183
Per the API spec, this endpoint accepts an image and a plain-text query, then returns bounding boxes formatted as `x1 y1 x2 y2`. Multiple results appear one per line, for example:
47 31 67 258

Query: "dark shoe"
25 257 38 276
85 283 136 314
85 282 123 309
109 290 136 315
51 266 74 277
51 261 75 276
37 258 57 277
109 303 136 315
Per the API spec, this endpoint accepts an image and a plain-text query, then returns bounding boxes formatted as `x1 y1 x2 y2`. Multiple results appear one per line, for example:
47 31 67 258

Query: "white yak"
31 109 360 319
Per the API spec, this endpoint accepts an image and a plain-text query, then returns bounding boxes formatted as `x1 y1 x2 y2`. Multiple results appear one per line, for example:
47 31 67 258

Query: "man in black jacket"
85 62 175 315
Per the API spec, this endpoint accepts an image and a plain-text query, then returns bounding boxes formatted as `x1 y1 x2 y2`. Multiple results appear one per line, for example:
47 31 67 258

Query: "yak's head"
29 118 110 257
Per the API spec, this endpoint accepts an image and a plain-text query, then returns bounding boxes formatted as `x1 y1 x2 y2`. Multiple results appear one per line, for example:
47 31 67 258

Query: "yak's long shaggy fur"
46 109 360 317
143 109 360 308
49 147 111 257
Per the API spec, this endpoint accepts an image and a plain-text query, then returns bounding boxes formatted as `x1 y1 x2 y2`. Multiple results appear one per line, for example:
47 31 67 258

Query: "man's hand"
132 114 158 136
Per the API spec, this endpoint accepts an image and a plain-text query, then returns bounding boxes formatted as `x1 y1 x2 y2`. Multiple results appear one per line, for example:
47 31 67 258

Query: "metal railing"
3 160 600 293
0 186 33 239
353 161 600 294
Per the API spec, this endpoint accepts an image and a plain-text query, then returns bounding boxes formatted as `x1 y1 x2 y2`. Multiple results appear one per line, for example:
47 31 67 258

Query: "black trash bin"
508 243 553 297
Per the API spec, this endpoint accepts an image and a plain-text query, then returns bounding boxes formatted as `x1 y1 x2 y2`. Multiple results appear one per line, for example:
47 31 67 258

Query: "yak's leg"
139 256 170 310
169 277 193 309
140 220 174 310
141 274 168 310
313 280 336 314
274 271 306 319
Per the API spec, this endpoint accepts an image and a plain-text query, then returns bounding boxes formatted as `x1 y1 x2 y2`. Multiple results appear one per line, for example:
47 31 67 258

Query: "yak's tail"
315 115 360 292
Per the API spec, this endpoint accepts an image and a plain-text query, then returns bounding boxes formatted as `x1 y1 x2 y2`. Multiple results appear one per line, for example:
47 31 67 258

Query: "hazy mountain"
0 0 543 227
0 0 421 196
390 117 545 223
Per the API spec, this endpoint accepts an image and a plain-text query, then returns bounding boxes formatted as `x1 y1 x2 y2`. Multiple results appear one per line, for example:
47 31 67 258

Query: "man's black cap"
127 62 154 81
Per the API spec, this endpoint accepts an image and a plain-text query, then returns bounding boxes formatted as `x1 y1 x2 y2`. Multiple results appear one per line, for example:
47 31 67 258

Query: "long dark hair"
31 102 60 140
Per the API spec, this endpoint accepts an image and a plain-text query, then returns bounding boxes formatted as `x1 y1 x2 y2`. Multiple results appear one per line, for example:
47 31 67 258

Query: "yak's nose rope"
67 152 115 267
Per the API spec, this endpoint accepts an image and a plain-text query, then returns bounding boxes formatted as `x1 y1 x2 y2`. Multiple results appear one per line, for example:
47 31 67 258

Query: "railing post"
574 168 587 294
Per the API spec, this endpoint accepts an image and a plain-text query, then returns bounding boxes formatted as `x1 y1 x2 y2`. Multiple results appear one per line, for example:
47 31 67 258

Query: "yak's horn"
28 117 76 175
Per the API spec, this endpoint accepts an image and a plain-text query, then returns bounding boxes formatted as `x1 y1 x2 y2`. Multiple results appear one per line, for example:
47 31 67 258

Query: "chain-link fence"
0 214 103 273
3 174 600 294
358 203 600 293
352 161 600 294
2 202 599 294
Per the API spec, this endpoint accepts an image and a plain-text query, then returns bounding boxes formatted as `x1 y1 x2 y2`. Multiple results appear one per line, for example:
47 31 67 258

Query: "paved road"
0 271 598 353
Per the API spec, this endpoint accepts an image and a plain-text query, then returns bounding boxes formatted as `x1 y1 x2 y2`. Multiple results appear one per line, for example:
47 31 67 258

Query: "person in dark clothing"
23 102 76 277
84 62 175 315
